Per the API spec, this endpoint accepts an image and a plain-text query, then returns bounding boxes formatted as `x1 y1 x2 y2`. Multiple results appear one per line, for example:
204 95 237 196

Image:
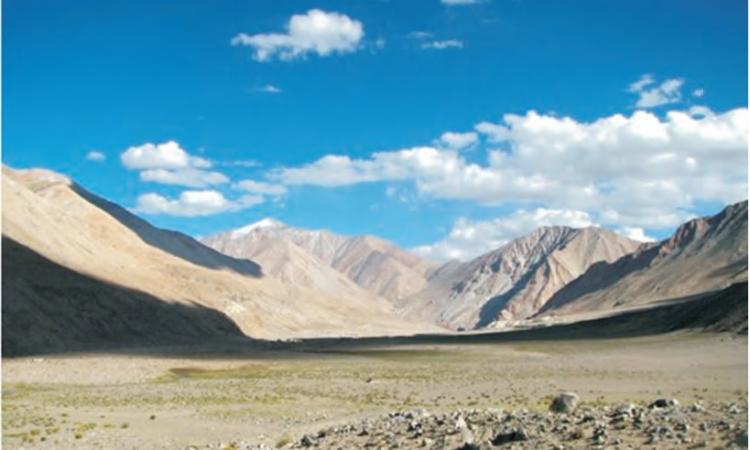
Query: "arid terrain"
3 328 748 449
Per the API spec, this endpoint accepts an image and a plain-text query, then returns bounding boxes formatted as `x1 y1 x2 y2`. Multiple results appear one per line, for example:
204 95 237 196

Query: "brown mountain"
398 226 641 330
2 167 432 355
540 201 748 317
202 220 437 301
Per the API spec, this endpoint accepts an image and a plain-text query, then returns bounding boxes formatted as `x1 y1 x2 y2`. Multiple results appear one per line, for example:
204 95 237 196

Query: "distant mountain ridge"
202 220 437 302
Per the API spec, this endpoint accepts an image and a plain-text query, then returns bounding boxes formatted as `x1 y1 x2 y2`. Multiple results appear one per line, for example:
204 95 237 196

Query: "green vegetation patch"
163 364 275 381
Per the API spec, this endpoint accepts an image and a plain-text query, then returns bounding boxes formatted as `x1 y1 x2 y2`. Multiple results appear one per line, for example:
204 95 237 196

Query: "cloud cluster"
233 179 288 196
629 74 684 108
413 209 597 261
231 9 364 62
121 142 287 216
134 190 262 217
121 141 228 188
436 131 478 150
272 107 748 235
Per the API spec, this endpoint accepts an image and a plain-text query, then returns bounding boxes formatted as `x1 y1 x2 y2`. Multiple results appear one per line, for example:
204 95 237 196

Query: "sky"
4 0 749 261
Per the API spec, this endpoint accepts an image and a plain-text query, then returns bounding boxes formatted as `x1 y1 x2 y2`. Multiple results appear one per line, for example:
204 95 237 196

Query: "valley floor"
2 331 747 449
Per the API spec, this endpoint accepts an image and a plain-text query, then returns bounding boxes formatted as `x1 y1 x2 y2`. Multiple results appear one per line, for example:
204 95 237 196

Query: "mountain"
539 201 748 317
2 167 433 355
202 220 437 301
398 226 641 330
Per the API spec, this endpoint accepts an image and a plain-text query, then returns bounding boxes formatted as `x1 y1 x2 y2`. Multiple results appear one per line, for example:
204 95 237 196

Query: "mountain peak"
231 217 285 237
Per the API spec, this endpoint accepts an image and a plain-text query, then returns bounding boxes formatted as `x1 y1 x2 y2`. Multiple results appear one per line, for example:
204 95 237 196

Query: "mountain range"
3 166 747 355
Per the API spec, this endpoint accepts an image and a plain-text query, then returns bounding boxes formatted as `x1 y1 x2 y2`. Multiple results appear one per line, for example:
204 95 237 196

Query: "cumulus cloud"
86 151 106 162
121 141 230 188
230 9 364 62
134 190 262 217
121 141 210 170
692 88 705 98
436 131 478 150
629 74 684 108
234 179 288 196
271 107 748 231
413 209 596 261
139 168 229 188
421 39 464 50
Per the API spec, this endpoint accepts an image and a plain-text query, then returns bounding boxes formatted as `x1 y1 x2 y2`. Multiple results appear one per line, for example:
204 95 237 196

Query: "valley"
3 331 747 449
2 166 748 449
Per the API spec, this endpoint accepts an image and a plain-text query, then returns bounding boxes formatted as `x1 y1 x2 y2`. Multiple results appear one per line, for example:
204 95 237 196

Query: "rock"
455 444 480 450
490 426 529 445
649 398 679 409
614 403 637 416
299 435 316 447
737 430 749 448
550 392 579 414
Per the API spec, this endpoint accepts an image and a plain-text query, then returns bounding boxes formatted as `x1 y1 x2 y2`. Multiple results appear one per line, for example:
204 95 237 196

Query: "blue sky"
4 0 748 260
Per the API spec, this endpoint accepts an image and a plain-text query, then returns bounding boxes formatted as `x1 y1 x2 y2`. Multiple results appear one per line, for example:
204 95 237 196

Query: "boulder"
550 392 579 414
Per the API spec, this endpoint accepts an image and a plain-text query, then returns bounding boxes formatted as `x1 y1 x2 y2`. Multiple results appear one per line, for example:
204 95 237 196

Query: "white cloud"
121 141 230 188
693 88 705 98
441 0 480 5
271 107 748 231
121 141 210 170
436 131 478 150
230 9 364 62
234 179 287 196
134 190 262 217
628 74 684 108
258 84 282 93
413 209 596 261
139 168 229 188
86 151 106 162
421 39 464 50
617 226 655 243
687 105 714 117
221 159 261 168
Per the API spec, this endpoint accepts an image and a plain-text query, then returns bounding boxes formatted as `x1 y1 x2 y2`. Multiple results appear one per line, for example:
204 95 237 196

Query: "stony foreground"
201 399 748 450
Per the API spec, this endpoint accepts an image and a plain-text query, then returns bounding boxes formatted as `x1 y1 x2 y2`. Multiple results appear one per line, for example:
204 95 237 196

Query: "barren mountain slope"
540 201 748 317
199 224 399 307
2 167 432 355
399 227 641 330
203 221 437 301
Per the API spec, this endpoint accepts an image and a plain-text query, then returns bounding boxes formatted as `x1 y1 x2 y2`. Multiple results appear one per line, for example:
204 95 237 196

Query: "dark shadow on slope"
2 236 255 357
475 260 547 329
70 184 263 278
283 282 748 354
539 245 661 314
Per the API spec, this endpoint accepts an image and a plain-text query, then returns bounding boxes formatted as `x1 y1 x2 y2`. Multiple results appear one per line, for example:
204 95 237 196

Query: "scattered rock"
550 392 579 414
737 430 749 448
491 426 529 445
199 400 747 449
649 398 679 409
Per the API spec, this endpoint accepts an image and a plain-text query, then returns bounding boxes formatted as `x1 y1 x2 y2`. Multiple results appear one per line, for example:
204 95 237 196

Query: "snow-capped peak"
231 218 284 237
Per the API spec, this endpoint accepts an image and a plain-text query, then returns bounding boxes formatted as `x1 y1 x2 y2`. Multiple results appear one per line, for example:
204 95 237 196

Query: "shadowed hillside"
2 237 251 357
